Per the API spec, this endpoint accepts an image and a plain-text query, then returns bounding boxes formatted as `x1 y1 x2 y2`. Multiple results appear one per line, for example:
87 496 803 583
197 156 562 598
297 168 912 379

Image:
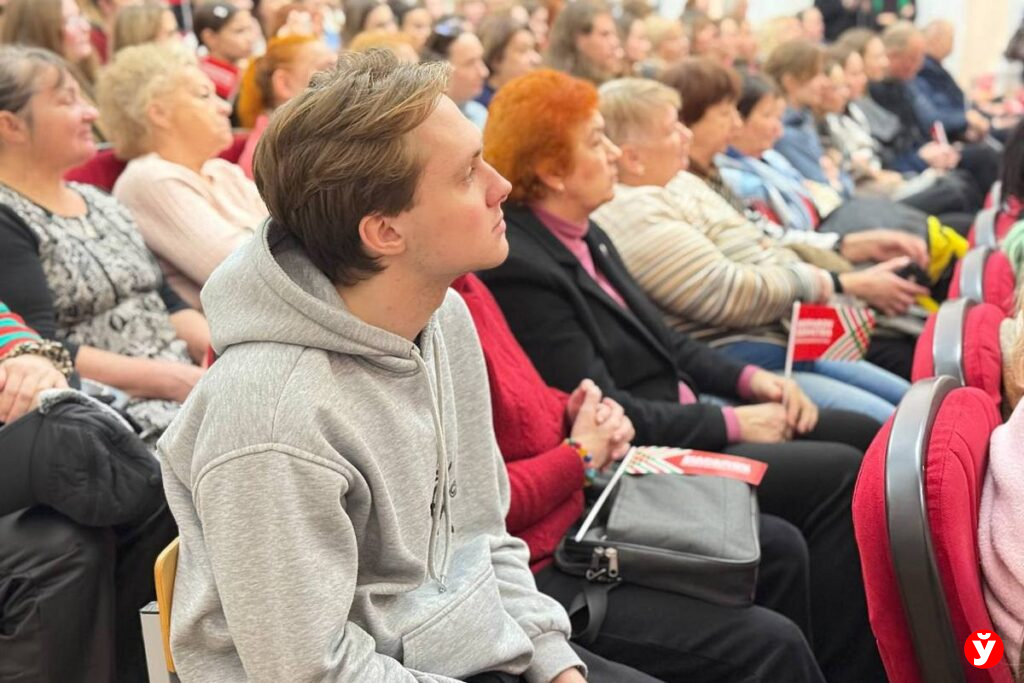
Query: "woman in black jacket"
480 68 886 683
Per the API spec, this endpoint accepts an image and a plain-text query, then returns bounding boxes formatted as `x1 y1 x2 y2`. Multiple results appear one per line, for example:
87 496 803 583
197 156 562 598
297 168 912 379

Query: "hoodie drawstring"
414 329 453 593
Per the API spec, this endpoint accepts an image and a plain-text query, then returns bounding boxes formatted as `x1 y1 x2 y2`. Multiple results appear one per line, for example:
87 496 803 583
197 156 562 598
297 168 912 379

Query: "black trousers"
533 514 823 683
465 643 663 683
865 335 915 380
0 504 177 683
724 408 888 683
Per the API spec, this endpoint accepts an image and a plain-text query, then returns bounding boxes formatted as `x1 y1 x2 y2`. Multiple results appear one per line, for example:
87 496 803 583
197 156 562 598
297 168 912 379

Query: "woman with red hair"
235 34 338 178
480 68 885 683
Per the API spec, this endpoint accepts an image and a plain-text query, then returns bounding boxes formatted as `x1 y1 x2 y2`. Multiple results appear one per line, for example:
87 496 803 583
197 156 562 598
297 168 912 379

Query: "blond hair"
97 43 197 160
111 2 168 54
598 77 680 144
253 49 450 285
644 15 682 50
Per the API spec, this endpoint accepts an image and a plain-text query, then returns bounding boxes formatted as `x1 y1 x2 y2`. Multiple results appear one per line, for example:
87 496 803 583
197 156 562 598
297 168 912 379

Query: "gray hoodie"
158 221 583 682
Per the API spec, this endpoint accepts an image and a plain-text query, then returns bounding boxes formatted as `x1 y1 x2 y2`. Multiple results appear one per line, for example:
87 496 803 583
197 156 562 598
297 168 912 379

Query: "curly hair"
97 43 196 160
483 68 598 204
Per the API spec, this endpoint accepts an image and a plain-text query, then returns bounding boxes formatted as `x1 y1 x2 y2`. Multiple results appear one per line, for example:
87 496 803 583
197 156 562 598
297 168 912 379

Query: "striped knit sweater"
0 302 41 358
592 171 830 347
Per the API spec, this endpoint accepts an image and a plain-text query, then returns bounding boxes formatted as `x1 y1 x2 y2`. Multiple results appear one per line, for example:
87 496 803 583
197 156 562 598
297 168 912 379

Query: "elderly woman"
0 46 206 440
480 67 885 683
453 270 831 683
236 34 338 178
593 77 910 424
476 14 541 108
544 0 621 84
660 57 933 378
99 44 267 310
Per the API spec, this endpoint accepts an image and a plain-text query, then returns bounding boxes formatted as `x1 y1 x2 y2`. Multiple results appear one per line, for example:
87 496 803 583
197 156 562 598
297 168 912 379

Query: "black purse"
554 451 763 645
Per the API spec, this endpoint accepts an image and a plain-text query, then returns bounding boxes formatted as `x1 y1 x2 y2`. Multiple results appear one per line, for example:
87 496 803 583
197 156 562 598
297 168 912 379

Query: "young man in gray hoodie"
157 50 656 682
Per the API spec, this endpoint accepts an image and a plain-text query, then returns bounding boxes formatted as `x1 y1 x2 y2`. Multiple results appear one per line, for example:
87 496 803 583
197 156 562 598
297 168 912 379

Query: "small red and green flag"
783 302 875 376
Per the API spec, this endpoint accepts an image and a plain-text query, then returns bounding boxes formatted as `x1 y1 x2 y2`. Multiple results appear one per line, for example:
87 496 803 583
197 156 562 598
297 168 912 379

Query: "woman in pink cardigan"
98 43 268 310
981 319 1024 675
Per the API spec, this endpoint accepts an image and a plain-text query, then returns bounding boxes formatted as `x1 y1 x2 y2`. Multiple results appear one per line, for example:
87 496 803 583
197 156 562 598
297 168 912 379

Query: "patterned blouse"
0 182 193 438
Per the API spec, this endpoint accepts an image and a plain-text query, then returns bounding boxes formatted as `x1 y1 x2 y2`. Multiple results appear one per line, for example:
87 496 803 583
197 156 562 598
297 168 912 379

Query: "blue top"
774 105 854 198
910 55 969 138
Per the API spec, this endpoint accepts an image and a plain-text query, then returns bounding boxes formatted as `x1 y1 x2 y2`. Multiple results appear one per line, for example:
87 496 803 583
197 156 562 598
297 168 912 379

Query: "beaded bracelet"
565 438 597 485
2 340 74 379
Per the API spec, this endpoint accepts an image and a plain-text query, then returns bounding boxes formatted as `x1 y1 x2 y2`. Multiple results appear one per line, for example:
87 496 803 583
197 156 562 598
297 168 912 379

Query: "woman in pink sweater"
980 320 1024 675
98 43 268 310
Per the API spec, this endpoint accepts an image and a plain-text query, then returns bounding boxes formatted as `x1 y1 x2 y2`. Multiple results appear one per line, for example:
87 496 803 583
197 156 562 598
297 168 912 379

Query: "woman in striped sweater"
0 301 71 424
592 77 911 423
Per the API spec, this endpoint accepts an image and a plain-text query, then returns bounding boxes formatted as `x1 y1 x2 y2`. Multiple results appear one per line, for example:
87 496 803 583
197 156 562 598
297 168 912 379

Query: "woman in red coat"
452 273 823 683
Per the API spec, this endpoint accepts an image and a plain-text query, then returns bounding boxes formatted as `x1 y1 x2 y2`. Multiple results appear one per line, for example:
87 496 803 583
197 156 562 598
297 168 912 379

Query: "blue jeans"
719 341 909 424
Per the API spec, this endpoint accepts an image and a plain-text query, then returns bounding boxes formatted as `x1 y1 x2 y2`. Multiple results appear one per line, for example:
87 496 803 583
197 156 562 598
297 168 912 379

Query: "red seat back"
911 301 1006 407
853 379 1010 683
65 132 251 192
949 248 1015 314
64 147 125 193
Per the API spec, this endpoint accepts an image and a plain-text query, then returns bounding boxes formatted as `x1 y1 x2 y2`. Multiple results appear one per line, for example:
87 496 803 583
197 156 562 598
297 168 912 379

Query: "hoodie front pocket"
402 564 534 679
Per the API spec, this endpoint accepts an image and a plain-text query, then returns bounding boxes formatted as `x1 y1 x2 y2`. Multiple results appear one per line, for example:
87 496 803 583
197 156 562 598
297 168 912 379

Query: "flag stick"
784 301 800 380
574 447 637 543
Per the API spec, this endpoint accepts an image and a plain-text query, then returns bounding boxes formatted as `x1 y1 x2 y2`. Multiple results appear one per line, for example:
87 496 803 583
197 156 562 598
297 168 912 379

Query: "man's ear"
358 213 406 259
0 111 29 146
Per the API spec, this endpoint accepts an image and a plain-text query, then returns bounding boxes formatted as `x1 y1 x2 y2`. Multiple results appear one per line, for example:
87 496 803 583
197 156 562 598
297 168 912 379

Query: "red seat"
912 300 1006 407
65 132 251 193
948 247 1015 314
853 377 1010 683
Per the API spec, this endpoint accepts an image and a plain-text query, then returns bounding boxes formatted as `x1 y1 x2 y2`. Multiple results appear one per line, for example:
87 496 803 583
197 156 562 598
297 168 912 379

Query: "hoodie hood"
201 218 455 588
201 219 427 373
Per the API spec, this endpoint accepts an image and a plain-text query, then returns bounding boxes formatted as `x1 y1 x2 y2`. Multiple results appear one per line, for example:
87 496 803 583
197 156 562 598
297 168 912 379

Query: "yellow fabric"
917 217 970 312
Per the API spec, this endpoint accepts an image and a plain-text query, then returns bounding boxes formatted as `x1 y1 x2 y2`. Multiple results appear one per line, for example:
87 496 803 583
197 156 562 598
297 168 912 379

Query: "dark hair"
659 56 739 125
1000 118 1024 201
737 72 780 119
193 2 242 44
423 14 466 60
478 14 528 73
388 0 425 27
342 0 391 45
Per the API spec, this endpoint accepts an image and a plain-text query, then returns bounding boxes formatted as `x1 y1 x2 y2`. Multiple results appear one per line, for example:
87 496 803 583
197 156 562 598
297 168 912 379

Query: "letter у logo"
964 630 1004 669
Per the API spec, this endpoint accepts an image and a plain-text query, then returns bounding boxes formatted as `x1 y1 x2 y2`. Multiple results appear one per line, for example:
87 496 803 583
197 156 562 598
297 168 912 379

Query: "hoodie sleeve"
485 439 585 683
193 447 463 683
